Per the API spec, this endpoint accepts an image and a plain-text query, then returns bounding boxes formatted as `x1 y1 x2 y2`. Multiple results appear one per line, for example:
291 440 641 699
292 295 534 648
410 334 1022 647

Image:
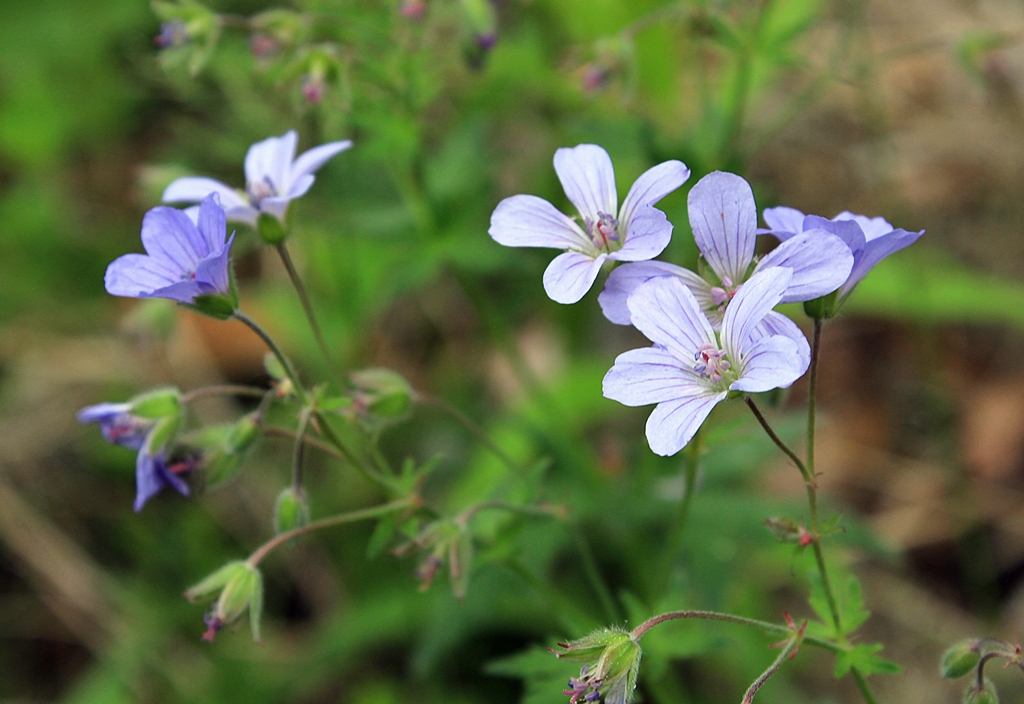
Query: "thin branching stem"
180 385 269 404
630 611 840 654
416 392 523 475
233 310 307 404
292 408 312 493
742 638 799 704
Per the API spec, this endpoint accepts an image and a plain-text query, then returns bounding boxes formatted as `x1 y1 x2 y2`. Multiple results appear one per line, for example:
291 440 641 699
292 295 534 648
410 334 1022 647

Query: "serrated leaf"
841 577 870 634
834 643 901 678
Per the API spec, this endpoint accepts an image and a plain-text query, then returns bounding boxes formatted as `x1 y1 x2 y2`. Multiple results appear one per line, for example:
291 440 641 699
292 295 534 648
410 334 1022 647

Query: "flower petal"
688 171 757 283
759 206 805 239
145 279 206 304
730 334 803 393
618 159 689 231
754 230 853 303
757 311 810 372
140 206 205 272
290 140 352 182
610 205 672 261
258 195 292 223
599 261 710 325
542 251 606 304
105 253 180 298
840 228 924 298
833 211 893 241
287 173 315 199
720 267 791 361
76 402 130 424
193 233 235 296
803 215 866 252
603 347 705 406
224 205 260 227
196 193 227 252
489 194 592 250
134 450 168 512
645 392 726 456
627 277 717 361
553 144 617 223
162 177 251 211
245 130 297 195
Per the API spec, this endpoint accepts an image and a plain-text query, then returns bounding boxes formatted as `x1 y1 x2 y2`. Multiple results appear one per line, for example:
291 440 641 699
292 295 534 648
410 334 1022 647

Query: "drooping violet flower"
603 268 806 456
77 404 189 512
104 193 235 307
598 172 854 367
760 206 924 299
162 130 352 227
489 144 690 304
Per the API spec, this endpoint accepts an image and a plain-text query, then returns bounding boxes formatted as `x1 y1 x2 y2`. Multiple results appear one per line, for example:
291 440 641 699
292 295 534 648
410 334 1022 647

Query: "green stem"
742 637 799 704
247 498 412 567
657 428 702 601
745 397 811 482
852 667 880 704
456 500 564 526
263 425 345 461
233 310 307 404
314 411 401 495
416 392 524 476
292 408 312 493
275 242 342 386
629 611 840 654
570 524 621 624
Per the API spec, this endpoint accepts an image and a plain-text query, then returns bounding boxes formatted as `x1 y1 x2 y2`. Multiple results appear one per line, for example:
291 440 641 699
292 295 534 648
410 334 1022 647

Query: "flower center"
564 666 602 704
247 175 279 206
693 343 732 384
586 211 620 252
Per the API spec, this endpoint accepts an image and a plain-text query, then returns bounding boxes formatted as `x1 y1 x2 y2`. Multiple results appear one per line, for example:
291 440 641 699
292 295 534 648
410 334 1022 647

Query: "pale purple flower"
603 268 806 456
761 206 924 299
488 144 690 304
104 193 234 305
77 404 189 511
162 130 352 226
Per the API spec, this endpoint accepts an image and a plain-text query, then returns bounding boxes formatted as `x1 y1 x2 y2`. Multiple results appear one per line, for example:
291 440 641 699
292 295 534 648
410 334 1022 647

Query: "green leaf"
840 577 870 634
834 643 901 678
366 512 398 559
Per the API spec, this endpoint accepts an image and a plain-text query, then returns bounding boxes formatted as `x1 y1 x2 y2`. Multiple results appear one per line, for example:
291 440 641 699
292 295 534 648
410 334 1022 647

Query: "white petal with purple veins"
618 159 689 230
720 267 791 361
840 228 924 298
688 171 757 284
602 347 705 406
542 251 606 304
105 254 180 297
834 211 893 241
489 194 592 250
627 277 717 362
599 261 711 325
730 335 803 392
245 130 297 195
195 193 227 252
757 311 810 372
163 177 251 211
760 206 805 239
287 174 316 199
553 144 617 223
754 229 853 303
140 207 204 271
611 206 672 262
291 140 352 182
645 392 726 456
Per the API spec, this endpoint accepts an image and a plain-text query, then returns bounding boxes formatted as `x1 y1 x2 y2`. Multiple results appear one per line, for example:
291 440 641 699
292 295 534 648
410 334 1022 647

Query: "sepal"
274 486 310 534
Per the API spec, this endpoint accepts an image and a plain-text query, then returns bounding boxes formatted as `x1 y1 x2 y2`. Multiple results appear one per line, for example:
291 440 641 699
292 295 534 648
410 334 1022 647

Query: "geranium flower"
77 403 189 512
488 144 690 304
162 130 352 226
761 206 924 299
104 193 235 306
598 172 854 366
603 268 806 456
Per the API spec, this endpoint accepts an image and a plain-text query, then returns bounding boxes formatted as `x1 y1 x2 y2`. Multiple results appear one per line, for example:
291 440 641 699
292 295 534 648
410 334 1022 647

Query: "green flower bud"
130 388 181 419
554 629 642 704
350 368 413 422
184 560 264 643
274 487 310 534
964 678 999 704
941 640 981 679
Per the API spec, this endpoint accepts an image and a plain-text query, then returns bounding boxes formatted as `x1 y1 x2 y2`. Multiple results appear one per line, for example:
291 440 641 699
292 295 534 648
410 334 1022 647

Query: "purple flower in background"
489 144 690 304
761 207 925 299
76 403 154 451
603 268 806 456
162 130 352 226
104 194 235 305
77 404 189 512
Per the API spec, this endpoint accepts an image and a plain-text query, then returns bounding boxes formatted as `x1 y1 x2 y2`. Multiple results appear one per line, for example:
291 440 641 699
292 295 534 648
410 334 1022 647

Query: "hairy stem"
292 408 312 493
275 242 341 386
247 498 412 567
742 638 799 704
233 310 306 403
630 611 839 654
180 385 268 404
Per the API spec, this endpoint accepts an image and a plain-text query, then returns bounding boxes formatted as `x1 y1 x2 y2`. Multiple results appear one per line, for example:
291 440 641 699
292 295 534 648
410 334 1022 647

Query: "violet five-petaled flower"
603 268 807 456
76 404 190 512
104 193 235 305
162 130 352 226
599 172 855 368
760 205 925 300
488 144 691 304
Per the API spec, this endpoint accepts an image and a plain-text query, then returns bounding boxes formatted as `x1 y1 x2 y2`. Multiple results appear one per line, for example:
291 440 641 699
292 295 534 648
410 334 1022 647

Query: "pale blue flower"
162 130 352 226
489 144 690 304
104 193 234 305
603 268 806 456
760 206 924 298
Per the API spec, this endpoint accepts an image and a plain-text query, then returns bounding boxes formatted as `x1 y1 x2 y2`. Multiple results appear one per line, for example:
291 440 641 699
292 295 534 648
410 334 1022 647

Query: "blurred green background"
5 0 1024 702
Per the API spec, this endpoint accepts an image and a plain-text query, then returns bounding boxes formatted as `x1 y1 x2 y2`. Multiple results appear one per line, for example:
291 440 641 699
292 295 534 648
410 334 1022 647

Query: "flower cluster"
488 146 922 456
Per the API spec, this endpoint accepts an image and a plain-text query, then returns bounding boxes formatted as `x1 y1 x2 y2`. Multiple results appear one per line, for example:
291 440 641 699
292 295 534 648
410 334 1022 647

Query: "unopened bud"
554 629 642 704
350 368 413 421
941 640 981 679
130 388 181 419
185 560 264 643
274 487 310 534
964 678 999 704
